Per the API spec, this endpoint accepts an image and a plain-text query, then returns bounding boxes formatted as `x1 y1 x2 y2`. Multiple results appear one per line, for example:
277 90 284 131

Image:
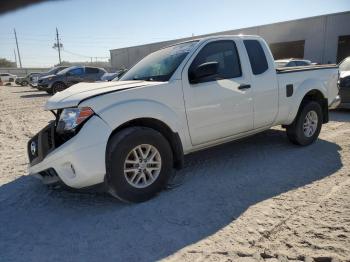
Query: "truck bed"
275 64 339 125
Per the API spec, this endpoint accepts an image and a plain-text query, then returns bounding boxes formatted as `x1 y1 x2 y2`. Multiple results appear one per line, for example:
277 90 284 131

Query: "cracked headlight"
56 107 94 133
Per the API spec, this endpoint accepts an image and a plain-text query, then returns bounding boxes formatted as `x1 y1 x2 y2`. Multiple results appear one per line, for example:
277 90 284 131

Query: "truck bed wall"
274 66 339 125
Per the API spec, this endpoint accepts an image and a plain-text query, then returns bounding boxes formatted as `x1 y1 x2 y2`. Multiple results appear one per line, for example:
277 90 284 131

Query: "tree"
0 58 16 68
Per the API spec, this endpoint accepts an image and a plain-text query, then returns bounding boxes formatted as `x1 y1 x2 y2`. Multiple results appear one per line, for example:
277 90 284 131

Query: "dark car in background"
15 72 41 86
41 66 68 77
101 69 128 81
338 57 350 109
34 66 68 87
38 66 107 94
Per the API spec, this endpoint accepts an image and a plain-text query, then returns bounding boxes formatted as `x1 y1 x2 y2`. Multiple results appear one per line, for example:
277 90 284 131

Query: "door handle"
238 84 251 90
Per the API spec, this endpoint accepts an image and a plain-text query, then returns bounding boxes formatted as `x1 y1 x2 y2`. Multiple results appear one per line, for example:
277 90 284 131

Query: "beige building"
110 11 350 70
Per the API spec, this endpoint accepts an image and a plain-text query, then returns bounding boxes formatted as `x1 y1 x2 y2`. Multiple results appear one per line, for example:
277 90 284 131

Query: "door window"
85 67 100 74
189 40 241 83
295 61 309 66
244 40 269 75
69 68 84 76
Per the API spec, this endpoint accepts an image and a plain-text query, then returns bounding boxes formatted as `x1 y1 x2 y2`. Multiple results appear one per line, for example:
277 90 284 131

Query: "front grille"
38 168 61 185
28 135 39 163
39 168 58 178
47 130 53 148
28 122 56 166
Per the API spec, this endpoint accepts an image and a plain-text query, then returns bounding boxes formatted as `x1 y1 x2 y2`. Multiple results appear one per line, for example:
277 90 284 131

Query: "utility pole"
56 27 62 64
14 28 22 68
13 49 17 67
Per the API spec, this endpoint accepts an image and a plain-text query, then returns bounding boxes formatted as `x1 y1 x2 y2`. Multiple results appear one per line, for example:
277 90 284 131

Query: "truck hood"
45 80 160 110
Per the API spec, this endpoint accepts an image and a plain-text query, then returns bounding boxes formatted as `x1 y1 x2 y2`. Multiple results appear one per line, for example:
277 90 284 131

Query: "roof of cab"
162 34 263 50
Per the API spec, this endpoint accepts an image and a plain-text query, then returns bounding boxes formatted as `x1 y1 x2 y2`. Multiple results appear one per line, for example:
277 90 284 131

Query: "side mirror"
189 61 219 84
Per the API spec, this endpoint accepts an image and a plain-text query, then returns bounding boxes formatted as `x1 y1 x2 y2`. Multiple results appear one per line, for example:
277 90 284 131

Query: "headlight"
56 107 94 133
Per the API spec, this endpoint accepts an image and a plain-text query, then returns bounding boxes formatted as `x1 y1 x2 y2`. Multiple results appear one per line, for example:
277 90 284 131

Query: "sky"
0 0 349 67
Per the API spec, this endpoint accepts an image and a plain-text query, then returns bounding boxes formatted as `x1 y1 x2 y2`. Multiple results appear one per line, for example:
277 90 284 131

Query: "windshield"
47 67 61 75
120 41 198 82
57 67 74 75
339 58 350 71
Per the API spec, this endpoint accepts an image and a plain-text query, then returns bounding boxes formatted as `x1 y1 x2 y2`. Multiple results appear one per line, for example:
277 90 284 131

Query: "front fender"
285 79 328 124
83 99 189 150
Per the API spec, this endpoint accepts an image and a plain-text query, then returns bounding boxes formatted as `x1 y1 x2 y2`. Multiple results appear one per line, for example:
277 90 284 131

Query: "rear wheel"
21 80 28 86
286 101 323 146
106 127 173 203
51 82 66 94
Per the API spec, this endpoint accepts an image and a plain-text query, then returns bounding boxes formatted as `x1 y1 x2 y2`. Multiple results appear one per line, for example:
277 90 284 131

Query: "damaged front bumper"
27 116 112 189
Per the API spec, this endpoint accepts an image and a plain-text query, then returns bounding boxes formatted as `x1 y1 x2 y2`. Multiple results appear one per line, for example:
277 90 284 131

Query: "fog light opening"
70 164 76 175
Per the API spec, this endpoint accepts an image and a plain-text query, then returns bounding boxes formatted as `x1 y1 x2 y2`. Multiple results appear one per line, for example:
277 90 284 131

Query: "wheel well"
301 89 328 123
107 118 184 170
52 81 66 87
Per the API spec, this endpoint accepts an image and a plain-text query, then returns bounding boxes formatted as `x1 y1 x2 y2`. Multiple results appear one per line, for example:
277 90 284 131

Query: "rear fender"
285 79 328 124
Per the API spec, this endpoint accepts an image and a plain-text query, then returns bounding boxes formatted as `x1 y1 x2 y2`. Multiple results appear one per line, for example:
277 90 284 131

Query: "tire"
286 101 323 146
51 82 66 94
106 127 173 203
21 81 28 86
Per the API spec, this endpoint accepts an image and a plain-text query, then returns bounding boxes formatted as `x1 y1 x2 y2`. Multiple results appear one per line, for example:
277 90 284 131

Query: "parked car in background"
29 73 41 87
39 66 68 78
275 59 315 68
338 56 350 108
34 66 68 87
101 69 128 81
28 35 339 203
37 66 107 94
0 73 17 83
15 72 41 86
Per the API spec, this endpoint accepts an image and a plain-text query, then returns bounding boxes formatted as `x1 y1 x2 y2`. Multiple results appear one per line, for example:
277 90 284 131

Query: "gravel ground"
0 85 349 262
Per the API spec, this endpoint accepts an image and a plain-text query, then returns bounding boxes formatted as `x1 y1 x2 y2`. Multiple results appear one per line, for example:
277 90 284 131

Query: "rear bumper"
329 95 341 109
28 116 112 189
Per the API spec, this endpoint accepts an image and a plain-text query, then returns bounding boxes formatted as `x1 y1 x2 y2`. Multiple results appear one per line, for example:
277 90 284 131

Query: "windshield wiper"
133 76 158 82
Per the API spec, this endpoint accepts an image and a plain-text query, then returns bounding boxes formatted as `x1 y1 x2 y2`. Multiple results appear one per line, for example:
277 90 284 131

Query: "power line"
62 49 109 59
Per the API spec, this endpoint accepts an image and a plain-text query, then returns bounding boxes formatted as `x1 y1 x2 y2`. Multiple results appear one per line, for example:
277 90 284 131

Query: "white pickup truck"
28 35 340 202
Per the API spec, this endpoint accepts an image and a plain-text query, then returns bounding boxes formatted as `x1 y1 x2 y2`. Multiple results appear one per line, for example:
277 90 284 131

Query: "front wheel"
51 82 66 94
286 101 323 146
106 127 173 203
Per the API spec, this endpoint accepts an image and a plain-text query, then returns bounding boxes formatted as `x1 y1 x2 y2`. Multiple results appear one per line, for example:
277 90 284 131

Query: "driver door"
66 67 84 86
182 40 254 146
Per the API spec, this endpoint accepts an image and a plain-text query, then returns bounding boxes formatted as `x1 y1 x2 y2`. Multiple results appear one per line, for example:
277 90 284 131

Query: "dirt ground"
0 85 349 262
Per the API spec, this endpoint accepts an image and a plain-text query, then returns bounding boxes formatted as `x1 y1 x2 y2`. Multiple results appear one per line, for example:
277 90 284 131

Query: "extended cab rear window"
244 40 268 75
